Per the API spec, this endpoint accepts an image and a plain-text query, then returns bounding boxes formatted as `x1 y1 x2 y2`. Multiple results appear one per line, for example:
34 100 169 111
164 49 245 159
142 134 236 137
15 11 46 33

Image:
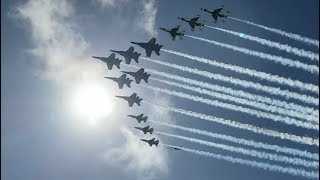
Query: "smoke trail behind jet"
140 57 319 106
185 35 319 74
157 131 318 168
161 49 319 94
142 101 319 146
162 144 319 179
150 120 319 160
205 25 319 61
229 17 319 47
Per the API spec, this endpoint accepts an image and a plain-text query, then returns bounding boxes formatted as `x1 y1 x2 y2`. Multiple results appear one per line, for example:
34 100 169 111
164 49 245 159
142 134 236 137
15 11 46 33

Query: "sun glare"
73 84 114 126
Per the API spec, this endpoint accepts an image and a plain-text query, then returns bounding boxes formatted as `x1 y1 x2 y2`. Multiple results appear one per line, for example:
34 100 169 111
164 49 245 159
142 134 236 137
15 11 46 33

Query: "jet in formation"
178 15 205 31
140 138 159 147
115 93 142 107
121 68 151 84
131 38 163 57
127 113 148 123
110 46 141 64
92 53 122 70
134 125 154 134
104 74 133 89
201 6 229 23
167 146 182 151
159 25 185 40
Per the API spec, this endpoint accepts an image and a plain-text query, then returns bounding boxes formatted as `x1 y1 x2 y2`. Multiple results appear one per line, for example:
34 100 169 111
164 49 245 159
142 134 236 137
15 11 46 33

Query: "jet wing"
172 25 180 32
118 82 124 89
127 46 134 53
106 62 113 70
124 56 132 64
145 49 152 57
191 16 200 22
147 38 156 46
213 8 223 14
135 77 142 84
128 100 134 107
213 14 218 22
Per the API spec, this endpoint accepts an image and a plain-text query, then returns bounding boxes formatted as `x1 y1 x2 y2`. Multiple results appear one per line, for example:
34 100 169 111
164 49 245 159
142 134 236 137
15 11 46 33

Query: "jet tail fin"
150 128 154 134
155 140 159 146
133 52 141 63
155 45 163 56
115 59 121 69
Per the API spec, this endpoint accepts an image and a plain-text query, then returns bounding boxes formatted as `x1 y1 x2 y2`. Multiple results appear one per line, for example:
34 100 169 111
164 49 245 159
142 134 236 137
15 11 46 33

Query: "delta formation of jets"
92 5 229 150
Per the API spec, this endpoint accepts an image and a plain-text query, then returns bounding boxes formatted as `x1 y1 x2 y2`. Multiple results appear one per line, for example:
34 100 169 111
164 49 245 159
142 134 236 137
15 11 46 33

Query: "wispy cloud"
104 127 169 180
12 0 169 179
136 0 158 37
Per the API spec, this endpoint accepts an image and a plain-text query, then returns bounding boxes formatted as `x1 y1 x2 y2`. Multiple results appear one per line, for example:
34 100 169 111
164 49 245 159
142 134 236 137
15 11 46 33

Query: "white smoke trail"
184 35 319 74
229 17 319 47
140 84 318 130
142 102 319 146
205 25 319 61
162 49 319 94
150 77 318 123
140 57 319 106
157 131 318 169
162 144 319 179
150 120 319 160
132 65 318 117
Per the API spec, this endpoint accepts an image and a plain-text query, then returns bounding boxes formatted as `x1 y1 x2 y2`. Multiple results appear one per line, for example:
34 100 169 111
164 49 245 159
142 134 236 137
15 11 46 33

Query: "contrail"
162 49 319 94
157 131 318 169
140 84 318 130
150 120 319 160
205 25 319 61
184 35 319 74
162 144 319 179
151 77 318 124
229 17 319 47
140 57 319 106
142 101 319 146
131 65 318 117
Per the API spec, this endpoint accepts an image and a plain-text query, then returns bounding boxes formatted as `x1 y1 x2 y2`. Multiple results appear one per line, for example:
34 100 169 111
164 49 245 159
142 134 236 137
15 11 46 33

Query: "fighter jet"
121 68 150 84
159 25 185 40
110 46 141 64
134 125 154 134
104 74 133 89
131 38 163 57
167 146 182 151
140 138 159 147
200 6 230 23
178 15 205 31
127 113 148 123
92 53 122 70
115 93 142 107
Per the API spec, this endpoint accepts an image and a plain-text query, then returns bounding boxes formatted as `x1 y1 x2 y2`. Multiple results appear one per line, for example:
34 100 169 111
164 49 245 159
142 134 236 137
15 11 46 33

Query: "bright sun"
72 83 114 126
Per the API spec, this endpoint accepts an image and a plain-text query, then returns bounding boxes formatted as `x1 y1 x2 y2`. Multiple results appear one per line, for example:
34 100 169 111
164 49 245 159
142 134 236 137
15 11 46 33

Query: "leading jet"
134 125 154 134
159 25 185 40
104 74 133 89
115 93 142 107
200 6 229 23
131 38 163 57
178 15 205 31
140 138 159 147
92 53 122 70
127 113 148 123
121 68 150 84
110 46 141 64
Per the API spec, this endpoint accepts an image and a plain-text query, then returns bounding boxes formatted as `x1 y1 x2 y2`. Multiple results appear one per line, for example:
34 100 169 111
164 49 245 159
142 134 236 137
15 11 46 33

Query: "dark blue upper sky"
2 0 319 180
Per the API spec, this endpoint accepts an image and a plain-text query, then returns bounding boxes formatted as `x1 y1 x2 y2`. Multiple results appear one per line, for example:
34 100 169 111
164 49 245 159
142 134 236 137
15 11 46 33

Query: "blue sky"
2 0 319 180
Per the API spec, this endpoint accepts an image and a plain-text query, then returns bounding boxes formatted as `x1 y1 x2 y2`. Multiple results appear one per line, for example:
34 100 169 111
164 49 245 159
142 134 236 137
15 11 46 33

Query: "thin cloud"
136 0 158 37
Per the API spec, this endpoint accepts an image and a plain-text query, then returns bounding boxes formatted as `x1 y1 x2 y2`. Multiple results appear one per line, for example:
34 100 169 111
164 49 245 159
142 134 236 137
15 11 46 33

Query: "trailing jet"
167 146 182 151
127 113 148 123
134 125 154 134
200 6 229 23
140 138 159 147
131 38 163 57
110 46 141 64
178 15 205 31
92 53 121 70
121 68 150 84
115 93 142 107
159 25 185 40
104 74 133 89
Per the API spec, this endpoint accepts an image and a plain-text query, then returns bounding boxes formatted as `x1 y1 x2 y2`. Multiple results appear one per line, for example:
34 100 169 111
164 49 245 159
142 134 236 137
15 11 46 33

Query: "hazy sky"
2 0 319 180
